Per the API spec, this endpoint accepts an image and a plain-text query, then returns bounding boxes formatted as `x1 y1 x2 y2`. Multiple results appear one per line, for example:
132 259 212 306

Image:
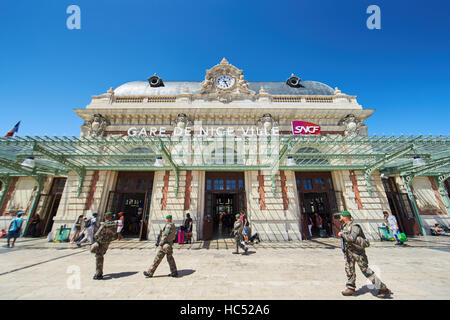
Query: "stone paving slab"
0 236 449 300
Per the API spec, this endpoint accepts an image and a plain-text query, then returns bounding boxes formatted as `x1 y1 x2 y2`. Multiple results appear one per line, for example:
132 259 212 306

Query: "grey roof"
113 80 335 96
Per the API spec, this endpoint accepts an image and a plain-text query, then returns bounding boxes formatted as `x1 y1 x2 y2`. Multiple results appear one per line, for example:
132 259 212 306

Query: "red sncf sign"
292 121 321 135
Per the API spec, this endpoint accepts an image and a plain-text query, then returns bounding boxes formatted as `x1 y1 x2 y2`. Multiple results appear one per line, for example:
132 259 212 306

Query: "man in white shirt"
77 213 98 247
383 211 403 246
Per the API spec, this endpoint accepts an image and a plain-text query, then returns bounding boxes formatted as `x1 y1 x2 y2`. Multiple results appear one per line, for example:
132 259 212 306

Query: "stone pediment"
194 58 256 103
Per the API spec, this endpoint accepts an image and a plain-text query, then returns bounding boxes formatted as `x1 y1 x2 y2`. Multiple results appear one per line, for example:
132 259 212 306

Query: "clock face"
215 75 235 89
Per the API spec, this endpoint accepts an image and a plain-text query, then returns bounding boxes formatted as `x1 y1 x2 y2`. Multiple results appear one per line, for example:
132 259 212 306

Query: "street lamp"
21 156 35 169
154 156 164 167
286 156 296 166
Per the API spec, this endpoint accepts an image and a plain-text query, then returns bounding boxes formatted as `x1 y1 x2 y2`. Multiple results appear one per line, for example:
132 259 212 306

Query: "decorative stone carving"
256 114 278 132
172 113 193 129
196 58 256 103
339 114 363 137
81 114 110 137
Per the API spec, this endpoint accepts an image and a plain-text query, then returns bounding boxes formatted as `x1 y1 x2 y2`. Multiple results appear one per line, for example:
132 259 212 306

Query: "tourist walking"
383 211 403 246
27 214 41 237
117 212 124 240
6 212 24 248
183 213 193 243
337 210 392 298
144 215 178 278
90 212 118 280
77 213 97 247
70 215 84 244
241 211 249 245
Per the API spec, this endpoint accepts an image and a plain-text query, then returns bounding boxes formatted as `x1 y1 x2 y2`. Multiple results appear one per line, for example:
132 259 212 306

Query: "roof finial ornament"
220 57 229 65
259 86 267 94
107 87 114 94
334 87 342 95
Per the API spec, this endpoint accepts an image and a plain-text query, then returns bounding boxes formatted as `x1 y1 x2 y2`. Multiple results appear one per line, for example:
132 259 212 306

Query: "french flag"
5 121 20 137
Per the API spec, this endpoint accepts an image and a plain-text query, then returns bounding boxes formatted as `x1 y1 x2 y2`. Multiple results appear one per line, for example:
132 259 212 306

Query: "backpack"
84 219 92 229
352 224 370 250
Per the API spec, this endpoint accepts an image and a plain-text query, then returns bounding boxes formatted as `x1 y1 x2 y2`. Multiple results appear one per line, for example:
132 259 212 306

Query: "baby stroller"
249 232 261 244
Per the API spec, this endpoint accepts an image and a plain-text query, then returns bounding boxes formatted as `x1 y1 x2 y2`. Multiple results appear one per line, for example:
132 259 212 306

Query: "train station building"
1 59 449 241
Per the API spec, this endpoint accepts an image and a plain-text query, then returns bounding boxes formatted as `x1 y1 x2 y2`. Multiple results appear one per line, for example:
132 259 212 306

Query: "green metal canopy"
0 134 449 195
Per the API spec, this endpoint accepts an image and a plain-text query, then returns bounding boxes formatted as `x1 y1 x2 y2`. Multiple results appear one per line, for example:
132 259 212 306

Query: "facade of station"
1 59 449 242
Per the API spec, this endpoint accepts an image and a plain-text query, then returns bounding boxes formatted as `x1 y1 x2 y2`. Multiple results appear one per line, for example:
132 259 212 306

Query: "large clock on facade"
215 75 235 89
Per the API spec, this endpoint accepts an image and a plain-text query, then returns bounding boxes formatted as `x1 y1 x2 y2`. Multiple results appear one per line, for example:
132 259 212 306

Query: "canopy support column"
158 140 179 196
401 175 426 236
0 175 12 212
22 174 46 237
364 144 414 195
437 173 450 215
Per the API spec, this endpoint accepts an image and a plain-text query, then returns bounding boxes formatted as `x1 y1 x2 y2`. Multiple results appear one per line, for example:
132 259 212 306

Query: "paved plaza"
0 236 449 300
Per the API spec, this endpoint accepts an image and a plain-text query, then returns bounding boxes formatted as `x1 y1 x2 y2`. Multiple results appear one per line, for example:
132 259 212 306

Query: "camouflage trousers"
95 243 109 276
234 235 240 252
147 244 177 276
344 249 386 290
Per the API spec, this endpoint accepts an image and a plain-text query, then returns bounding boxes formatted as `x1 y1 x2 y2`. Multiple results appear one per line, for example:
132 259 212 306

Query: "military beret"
339 210 351 217
166 215 172 219
235 214 240 218
104 212 113 217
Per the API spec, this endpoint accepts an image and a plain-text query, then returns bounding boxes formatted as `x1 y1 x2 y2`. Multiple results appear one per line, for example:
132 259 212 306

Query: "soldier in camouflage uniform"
144 214 178 278
337 210 392 298
90 212 118 280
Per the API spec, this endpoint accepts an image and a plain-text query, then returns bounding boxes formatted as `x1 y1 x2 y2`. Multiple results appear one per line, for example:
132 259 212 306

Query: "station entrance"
296 172 344 240
203 172 246 240
106 171 154 240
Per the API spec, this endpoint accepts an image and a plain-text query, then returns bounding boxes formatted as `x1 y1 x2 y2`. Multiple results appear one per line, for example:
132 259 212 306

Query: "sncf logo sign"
292 121 321 135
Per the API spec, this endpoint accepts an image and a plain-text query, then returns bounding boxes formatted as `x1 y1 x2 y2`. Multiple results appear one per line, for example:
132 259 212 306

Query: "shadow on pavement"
177 269 196 277
103 271 139 280
354 285 394 300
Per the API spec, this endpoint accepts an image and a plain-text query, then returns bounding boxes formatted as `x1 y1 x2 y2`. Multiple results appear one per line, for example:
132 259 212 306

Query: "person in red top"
117 212 124 240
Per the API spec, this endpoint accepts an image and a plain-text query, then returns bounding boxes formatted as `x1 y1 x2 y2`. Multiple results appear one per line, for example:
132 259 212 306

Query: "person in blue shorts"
241 211 249 245
7 212 24 248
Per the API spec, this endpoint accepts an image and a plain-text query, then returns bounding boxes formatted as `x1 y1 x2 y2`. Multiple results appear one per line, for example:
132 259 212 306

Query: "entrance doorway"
296 172 344 240
29 177 67 236
203 172 246 240
382 177 420 236
105 172 154 240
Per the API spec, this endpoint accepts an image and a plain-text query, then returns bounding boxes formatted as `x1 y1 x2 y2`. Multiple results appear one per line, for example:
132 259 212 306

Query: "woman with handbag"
183 213 193 244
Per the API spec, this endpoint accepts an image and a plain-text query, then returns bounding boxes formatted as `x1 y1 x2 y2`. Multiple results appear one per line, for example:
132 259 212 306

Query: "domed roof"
113 80 334 96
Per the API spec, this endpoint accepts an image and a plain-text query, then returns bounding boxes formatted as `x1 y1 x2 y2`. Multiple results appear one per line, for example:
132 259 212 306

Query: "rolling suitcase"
178 230 185 244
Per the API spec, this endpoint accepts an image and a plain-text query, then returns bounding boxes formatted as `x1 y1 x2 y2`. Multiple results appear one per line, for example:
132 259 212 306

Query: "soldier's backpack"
352 224 370 250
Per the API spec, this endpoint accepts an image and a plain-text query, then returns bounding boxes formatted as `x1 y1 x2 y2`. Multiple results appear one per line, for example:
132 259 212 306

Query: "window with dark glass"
214 179 224 190
226 179 236 190
206 179 212 191
303 179 313 190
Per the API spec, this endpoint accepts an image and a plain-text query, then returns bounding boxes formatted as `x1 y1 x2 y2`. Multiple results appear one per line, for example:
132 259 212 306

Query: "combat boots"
376 288 392 298
341 288 355 296
143 271 153 278
168 272 178 277
93 274 103 280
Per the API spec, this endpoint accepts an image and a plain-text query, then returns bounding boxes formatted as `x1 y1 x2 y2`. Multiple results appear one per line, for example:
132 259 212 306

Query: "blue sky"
0 0 449 136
